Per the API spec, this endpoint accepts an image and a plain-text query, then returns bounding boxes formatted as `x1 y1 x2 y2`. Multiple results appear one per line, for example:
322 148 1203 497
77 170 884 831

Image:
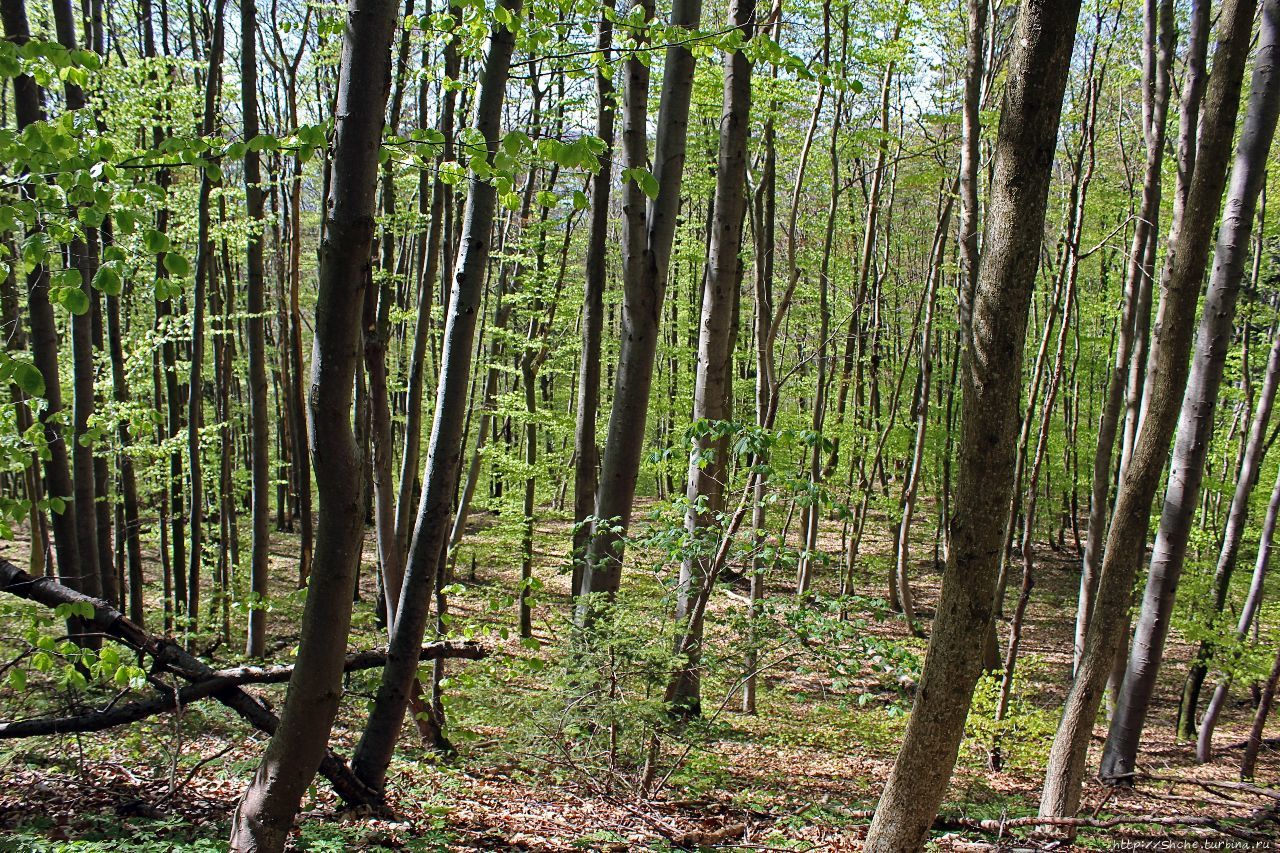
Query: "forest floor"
0 503 1278 851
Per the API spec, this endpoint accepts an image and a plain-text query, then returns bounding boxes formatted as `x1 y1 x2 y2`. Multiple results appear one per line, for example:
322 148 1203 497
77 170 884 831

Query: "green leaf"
247 134 279 152
163 253 190 276
59 285 89 315
92 264 122 296
7 668 25 691
623 167 659 201
142 228 171 254
12 361 44 397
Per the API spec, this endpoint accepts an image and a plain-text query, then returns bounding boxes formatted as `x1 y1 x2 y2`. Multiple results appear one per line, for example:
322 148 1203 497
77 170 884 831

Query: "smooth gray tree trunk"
1040 0 1259 821
351 0 522 793
1100 0 1280 782
1075 0 1173 672
1180 317 1280 738
228 0 399 847
578 0 704 607
670 0 754 715
572 0 615 597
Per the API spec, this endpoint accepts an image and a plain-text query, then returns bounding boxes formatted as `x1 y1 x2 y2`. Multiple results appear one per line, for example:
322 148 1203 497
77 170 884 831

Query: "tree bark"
670 0 754 715
1181 317 1280 738
572 0 616 595
1040 0 1259 820
351 0 522 795
229 0 399 846
863 2 1081 848
1077 0 1174 672
1100 0 1279 783
578 0 704 606
241 0 272 660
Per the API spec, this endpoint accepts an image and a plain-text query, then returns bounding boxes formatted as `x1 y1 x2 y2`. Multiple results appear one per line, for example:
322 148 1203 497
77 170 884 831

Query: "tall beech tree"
577 0 704 606
864 1 1081 848
241 0 272 659
1041 0 1259 820
229 0 399 846
670 0 755 716
351 0 523 794
1102 0 1280 782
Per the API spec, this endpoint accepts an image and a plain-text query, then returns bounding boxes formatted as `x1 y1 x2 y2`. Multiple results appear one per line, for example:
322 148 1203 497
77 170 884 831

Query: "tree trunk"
241 0 272 660
0 0 85 620
1040 0 1258 820
351 0 522 795
669 0 754 715
863 2 1081 848
229 0 399 846
1100 0 1279 783
1180 318 1280 738
578 0 704 606
1077 0 1174 672
1197 452 1280 761
572 0 615 596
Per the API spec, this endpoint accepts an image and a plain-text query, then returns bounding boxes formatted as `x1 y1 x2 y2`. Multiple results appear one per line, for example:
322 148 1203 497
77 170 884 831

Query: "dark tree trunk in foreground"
863 1 1081 848
0 0 84 609
572 0 615 595
1101 0 1280 781
229 0 399 847
1040 0 1258 821
351 0 522 794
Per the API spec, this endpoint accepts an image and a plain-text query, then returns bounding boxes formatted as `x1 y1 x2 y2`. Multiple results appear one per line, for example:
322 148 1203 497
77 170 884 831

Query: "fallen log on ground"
0 558 485 807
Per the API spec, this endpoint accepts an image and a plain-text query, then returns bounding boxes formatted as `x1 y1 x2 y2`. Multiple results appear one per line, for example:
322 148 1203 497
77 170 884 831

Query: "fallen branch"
0 558 484 808
0 642 484 739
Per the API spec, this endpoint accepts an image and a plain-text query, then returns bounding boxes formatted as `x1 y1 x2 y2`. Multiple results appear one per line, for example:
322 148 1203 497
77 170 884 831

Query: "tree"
577 0 704 606
1102 0 1280 777
228 0 400 846
1041 0 1260 820
863 1 1081 848
350 0 523 794
670 0 756 716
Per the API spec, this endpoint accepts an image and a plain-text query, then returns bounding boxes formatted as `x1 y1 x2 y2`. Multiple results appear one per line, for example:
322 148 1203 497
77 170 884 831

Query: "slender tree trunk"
1180 318 1280 738
670 0 754 715
1100 0 1279 783
229 0 398 847
572 0 615 595
0 0 85 618
1077 0 1174 673
578 0 704 606
241 0 273 660
1197 455 1280 761
351 0 522 794
1240 638 1280 779
863 2 1081 848
186 0 225 631
1040 0 1258 820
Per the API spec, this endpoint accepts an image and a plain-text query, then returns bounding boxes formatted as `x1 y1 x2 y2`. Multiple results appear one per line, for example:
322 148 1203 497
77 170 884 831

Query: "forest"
0 0 1279 849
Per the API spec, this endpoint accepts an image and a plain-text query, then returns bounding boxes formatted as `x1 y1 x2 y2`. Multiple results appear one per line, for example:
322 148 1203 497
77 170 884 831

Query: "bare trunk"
1040 0 1258 819
578 0 704 605
863 2 1081 847
229 0 398 846
1100 0 1279 782
351 0 522 793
